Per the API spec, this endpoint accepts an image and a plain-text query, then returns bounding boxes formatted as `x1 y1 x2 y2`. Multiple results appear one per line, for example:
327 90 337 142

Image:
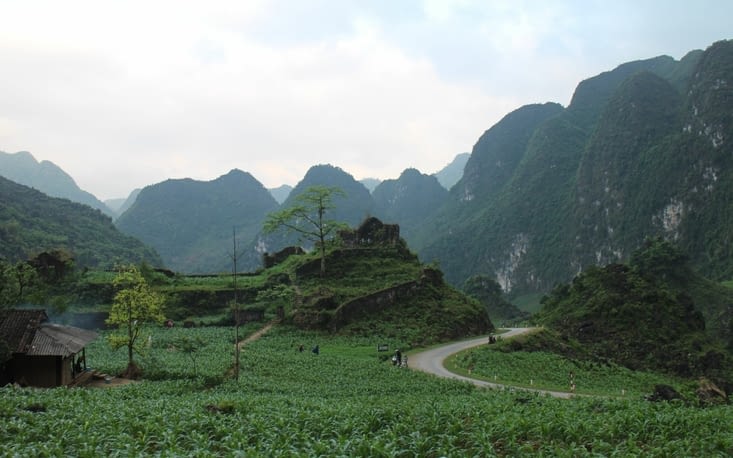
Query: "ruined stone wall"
329 280 420 330
263 246 305 268
339 217 400 248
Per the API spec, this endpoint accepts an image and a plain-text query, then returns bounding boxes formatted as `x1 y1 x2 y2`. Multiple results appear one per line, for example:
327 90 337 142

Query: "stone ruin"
262 217 401 270
339 217 400 248
263 246 306 269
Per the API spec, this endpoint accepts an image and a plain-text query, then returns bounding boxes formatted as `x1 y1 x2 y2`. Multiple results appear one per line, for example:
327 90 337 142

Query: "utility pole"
230 227 241 381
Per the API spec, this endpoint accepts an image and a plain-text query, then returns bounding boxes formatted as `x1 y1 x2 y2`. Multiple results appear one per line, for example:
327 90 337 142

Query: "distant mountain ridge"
372 168 448 240
115 169 279 273
8 158 461 274
268 184 292 204
432 152 470 190
359 178 382 193
251 165 375 265
105 188 140 218
0 150 113 217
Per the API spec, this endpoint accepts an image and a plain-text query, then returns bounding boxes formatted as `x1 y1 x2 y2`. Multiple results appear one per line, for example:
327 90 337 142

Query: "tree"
263 186 346 275
630 237 690 284
0 260 40 309
0 260 17 309
106 264 165 377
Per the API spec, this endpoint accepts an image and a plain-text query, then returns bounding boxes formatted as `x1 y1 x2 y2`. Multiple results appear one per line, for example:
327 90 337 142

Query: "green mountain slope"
535 240 730 380
414 102 569 286
416 40 732 297
252 164 375 263
573 71 683 266
285 164 375 224
115 169 278 273
0 150 113 217
372 168 448 240
0 176 161 267
462 274 529 325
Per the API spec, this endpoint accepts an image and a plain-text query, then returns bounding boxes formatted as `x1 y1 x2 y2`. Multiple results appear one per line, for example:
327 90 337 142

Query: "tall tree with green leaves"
0 260 39 309
106 264 165 377
263 185 346 275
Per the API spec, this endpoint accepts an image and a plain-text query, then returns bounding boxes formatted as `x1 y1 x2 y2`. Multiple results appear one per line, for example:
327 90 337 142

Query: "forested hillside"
115 169 278 273
0 176 161 267
536 239 732 381
416 40 733 295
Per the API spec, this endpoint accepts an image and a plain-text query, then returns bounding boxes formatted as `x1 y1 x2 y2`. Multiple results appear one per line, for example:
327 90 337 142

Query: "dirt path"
238 320 278 349
87 375 139 388
409 328 573 399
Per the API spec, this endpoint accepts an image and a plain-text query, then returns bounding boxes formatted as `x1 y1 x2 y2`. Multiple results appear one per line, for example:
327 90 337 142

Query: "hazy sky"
1 1 731 200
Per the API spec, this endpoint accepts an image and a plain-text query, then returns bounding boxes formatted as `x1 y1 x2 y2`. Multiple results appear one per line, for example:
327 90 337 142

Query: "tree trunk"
320 245 326 275
319 233 326 275
127 304 134 366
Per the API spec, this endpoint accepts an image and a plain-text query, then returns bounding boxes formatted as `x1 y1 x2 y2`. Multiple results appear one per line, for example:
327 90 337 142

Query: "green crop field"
447 346 688 398
2 326 732 456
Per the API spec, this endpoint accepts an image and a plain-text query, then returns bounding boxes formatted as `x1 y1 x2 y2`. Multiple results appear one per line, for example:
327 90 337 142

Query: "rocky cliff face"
416 40 733 295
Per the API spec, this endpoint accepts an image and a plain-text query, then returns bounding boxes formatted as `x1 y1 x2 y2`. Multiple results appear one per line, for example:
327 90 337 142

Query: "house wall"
10 355 60 387
60 356 74 386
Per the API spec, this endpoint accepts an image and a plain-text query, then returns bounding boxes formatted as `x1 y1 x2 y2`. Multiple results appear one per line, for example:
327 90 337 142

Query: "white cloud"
0 1 731 199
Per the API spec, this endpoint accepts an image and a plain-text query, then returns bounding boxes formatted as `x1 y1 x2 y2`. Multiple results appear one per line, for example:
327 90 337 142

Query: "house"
0 309 98 387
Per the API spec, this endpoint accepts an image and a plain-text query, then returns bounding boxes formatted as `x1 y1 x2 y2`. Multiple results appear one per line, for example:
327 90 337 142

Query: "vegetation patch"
449 344 685 398
536 239 731 384
2 326 733 456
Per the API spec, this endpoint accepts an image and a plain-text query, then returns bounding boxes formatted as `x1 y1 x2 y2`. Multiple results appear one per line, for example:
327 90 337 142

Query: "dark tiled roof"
0 309 97 357
0 309 48 353
27 323 98 357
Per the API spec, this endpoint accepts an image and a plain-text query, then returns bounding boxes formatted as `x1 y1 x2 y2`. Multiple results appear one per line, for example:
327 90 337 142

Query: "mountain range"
0 150 465 273
1 39 732 299
0 151 114 217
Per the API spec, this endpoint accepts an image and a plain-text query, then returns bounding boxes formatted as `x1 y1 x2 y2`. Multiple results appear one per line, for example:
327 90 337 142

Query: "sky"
0 1 731 200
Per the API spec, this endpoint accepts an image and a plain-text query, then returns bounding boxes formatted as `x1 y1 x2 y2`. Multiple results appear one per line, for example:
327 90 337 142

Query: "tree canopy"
263 186 346 275
106 264 166 377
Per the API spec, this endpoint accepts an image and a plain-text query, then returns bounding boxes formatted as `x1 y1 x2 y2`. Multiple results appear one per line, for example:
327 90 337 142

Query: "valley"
1 37 733 456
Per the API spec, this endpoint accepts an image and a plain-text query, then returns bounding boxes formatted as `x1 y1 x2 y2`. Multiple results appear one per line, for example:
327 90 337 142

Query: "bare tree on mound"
263 185 346 275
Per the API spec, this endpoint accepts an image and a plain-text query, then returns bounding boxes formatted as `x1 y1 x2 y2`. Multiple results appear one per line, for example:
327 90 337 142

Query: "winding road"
408 328 573 399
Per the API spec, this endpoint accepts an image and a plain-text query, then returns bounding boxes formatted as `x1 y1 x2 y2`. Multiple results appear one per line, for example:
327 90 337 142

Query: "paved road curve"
408 328 573 399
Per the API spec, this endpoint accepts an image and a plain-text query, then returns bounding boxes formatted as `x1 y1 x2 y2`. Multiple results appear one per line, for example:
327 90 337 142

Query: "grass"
446 345 686 398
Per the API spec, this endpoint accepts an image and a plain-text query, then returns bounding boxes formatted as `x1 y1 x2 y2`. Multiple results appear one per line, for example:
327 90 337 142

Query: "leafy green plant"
106 264 166 377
